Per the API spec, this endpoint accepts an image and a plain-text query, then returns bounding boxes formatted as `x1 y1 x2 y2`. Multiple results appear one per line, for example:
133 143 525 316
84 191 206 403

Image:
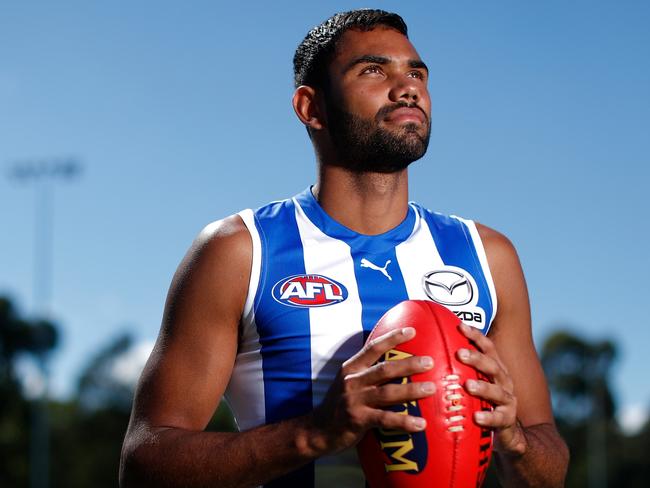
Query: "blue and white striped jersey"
224 187 497 488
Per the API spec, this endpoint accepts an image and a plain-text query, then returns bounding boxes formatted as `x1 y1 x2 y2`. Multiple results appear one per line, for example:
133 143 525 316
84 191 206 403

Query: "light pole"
8 157 82 488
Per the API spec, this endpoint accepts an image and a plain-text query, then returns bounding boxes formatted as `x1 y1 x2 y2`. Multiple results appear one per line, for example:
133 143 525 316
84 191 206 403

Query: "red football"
357 300 493 488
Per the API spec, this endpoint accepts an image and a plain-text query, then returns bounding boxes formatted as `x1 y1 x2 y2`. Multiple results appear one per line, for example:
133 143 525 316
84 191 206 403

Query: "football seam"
359 300 491 487
420 301 462 487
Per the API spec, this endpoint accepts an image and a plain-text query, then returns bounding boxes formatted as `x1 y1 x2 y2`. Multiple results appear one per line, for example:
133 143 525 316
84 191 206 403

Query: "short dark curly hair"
293 9 408 90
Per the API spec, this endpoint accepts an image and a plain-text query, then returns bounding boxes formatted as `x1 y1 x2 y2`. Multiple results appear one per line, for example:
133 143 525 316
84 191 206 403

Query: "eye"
361 65 383 75
408 70 426 80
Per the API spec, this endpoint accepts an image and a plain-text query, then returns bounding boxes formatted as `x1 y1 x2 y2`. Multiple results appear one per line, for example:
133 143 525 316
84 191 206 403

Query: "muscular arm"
119 215 434 487
119 216 321 487
465 224 569 487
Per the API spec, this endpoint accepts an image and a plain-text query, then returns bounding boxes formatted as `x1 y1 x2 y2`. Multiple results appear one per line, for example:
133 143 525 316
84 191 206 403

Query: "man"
120 9 568 487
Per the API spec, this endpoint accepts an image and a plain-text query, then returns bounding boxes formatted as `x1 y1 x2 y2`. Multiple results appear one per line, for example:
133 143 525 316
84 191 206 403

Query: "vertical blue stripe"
294 187 416 337
253 199 314 487
417 207 494 335
350 248 410 340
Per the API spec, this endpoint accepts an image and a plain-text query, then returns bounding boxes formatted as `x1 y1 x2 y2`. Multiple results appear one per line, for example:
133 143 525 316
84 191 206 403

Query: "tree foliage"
77 332 135 413
0 296 58 487
0 296 58 380
542 330 617 424
541 329 649 487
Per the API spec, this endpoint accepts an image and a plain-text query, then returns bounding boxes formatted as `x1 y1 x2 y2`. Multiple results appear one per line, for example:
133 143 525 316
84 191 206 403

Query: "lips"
384 106 427 124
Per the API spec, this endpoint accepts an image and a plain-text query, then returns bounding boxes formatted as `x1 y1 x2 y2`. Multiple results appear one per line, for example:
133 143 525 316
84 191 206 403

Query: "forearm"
494 422 569 488
120 414 327 488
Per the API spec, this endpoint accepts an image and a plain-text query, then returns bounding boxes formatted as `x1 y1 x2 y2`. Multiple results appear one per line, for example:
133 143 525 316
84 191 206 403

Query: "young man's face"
323 26 432 173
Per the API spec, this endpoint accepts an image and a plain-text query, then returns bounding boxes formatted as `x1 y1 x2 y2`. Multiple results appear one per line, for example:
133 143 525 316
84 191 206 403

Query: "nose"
388 75 420 104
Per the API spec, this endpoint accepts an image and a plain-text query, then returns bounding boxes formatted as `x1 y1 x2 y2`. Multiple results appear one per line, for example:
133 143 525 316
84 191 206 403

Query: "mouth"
382 105 428 125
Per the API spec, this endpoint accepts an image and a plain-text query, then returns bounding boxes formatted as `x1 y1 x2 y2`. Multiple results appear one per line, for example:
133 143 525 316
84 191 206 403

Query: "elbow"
119 444 141 487
535 424 570 488
555 435 570 486
534 423 570 488
498 422 570 488
119 452 135 487
119 436 142 487
119 424 155 487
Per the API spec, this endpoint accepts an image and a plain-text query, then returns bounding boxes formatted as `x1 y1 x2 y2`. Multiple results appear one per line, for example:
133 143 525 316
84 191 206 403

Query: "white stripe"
293 198 366 488
224 209 265 431
453 217 498 325
238 209 261 325
395 206 445 299
292 198 363 406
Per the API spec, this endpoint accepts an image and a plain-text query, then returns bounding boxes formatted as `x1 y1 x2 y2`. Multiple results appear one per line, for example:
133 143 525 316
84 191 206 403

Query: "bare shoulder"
187 213 252 268
159 211 253 350
474 222 519 266
129 214 253 431
170 213 253 312
473 222 530 340
474 222 526 294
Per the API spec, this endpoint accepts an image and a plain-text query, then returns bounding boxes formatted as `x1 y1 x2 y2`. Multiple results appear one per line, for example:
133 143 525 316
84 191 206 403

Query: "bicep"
131 216 251 431
480 225 554 427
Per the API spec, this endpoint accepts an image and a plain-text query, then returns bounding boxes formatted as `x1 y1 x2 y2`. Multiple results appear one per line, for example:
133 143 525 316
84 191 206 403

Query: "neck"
313 164 409 235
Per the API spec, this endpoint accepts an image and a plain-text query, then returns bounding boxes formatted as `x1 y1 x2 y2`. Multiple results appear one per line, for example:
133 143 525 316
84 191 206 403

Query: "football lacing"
444 374 465 432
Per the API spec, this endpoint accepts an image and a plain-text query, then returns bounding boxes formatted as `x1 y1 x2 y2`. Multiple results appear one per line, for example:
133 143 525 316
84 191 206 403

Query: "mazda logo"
422 270 473 306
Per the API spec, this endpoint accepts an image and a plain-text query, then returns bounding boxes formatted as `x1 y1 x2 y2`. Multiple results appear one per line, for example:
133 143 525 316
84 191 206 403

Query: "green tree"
1 297 238 487
50 332 134 487
0 296 59 487
539 329 650 487
542 331 616 426
48 331 236 487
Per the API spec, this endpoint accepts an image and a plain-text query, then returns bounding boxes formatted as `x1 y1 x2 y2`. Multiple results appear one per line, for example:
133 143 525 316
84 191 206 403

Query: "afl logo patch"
272 274 348 308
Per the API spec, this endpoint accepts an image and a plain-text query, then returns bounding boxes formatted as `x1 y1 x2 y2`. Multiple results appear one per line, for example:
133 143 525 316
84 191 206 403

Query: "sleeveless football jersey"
224 187 497 488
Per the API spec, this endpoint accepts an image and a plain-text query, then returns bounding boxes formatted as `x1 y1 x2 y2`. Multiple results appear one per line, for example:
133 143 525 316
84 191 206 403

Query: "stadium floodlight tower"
7 156 83 488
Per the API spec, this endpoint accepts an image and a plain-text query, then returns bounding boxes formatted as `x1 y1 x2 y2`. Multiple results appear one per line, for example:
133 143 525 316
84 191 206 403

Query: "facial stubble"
326 101 431 174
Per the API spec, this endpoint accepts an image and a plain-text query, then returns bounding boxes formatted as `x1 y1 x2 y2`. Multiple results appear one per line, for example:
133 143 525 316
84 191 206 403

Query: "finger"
458 323 509 376
458 322 497 357
466 379 514 406
370 408 427 433
457 347 503 380
474 407 516 430
365 380 436 407
351 355 433 387
344 327 416 372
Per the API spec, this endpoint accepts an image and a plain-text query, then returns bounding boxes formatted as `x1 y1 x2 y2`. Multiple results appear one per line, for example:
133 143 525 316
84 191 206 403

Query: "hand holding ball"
357 300 493 488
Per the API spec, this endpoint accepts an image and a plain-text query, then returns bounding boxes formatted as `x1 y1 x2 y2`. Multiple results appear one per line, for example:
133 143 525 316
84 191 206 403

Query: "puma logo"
360 258 392 281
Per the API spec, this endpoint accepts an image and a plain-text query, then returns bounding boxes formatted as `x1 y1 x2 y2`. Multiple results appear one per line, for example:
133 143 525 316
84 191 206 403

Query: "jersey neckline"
293 186 418 255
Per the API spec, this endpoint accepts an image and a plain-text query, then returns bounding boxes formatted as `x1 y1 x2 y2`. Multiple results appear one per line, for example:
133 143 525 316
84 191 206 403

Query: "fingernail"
413 418 426 430
420 356 433 368
421 382 435 394
459 322 471 333
402 327 415 337
466 379 477 391
475 412 487 423
458 348 470 360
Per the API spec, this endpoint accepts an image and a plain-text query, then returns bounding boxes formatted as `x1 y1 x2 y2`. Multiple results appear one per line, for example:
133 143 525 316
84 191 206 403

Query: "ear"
292 85 325 131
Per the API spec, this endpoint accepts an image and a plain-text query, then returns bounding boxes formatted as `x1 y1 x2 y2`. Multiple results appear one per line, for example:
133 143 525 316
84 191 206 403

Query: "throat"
314 168 409 235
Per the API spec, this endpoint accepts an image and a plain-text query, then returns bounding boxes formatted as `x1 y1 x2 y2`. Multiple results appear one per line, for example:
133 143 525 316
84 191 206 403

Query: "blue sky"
1 1 649 428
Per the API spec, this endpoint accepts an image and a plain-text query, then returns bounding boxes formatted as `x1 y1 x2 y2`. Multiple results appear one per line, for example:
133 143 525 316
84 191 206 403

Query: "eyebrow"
408 59 429 73
343 55 429 74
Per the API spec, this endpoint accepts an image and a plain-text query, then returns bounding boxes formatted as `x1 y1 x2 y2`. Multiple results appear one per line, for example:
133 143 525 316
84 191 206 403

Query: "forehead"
330 26 422 69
